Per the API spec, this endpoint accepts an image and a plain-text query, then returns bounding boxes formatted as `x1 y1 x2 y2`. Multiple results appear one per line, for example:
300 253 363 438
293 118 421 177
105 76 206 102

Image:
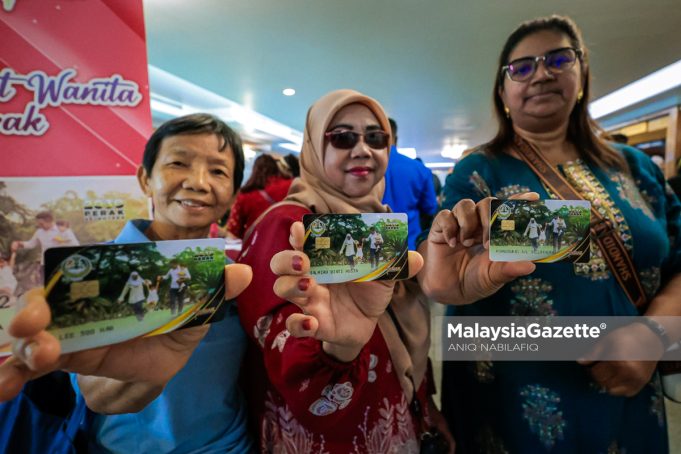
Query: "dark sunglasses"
324 129 390 150
502 47 582 82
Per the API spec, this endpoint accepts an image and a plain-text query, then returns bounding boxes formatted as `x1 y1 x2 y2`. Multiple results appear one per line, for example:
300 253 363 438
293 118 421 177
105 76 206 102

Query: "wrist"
634 317 670 352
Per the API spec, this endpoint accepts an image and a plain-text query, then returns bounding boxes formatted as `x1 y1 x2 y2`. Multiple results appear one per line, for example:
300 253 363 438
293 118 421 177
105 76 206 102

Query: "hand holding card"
0 263 252 403
271 221 423 362
418 194 538 306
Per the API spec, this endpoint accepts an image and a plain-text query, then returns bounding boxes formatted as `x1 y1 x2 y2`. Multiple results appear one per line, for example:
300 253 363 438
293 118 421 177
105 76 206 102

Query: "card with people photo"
303 213 409 284
489 199 591 263
8 239 227 355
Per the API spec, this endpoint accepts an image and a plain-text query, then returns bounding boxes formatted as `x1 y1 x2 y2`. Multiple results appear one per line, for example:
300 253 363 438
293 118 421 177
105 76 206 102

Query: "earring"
504 106 510 118
577 90 584 103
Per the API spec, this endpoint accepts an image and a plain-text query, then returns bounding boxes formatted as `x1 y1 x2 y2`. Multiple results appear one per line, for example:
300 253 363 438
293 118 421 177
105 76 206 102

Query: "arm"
118 283 130 302
20 231 40 250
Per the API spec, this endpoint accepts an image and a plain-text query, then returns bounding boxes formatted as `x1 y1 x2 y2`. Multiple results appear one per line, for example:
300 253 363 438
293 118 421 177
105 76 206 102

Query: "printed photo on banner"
303 213 409 284
0 176 151 292
489 199 591 263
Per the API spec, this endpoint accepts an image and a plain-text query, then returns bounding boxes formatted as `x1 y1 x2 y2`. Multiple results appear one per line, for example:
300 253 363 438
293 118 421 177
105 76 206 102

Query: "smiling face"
500 30 583 133
322 103 389 198
137 133 235 239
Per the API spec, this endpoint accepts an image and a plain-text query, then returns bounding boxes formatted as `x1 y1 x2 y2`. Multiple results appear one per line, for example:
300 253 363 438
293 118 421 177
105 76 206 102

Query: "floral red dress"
237 203 430 453
227 176 293 238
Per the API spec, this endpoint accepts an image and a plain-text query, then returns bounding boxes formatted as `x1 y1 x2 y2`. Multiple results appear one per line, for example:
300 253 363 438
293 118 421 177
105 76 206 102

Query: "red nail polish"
302 319 311 331
292 255 303 271
298 278 310 291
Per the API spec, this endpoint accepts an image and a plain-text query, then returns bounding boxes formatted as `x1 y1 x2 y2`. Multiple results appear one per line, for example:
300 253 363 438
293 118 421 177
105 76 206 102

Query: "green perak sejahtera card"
489 199 590 263
37 239 226 355
303 213 409 284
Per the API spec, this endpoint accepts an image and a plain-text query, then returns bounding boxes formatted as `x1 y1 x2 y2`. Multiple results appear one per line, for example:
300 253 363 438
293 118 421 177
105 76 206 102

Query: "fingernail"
302 319 311 331
21 342 37 365
463 239 474 247
298 278 310 291
292 255 303 271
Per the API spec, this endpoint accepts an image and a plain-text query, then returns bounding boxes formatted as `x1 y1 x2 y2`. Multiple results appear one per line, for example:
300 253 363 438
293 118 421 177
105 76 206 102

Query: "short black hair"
143 114 245 194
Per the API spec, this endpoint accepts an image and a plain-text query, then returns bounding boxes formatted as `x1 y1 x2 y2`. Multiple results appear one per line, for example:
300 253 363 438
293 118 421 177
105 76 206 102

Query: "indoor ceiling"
142 0 681 163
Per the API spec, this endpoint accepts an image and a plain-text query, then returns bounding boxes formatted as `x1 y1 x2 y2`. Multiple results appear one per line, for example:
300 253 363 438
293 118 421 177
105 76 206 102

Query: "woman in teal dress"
417 16 681 453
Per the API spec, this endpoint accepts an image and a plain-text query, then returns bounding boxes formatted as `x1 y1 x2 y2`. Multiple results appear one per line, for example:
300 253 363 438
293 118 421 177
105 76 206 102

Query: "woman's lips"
347 167 372 177
177 199 210 211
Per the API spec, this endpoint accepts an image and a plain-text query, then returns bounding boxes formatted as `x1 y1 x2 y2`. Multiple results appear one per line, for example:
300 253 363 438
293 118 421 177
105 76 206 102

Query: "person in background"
54 220 79 246
668 158 681 198
283 152 301 178
0 250 17 307
418 15 681 453
118 271 147 322
382 118 438 250
610 133 629 144
0 113 254 453
236 89 453 453
12 211 62 266
227 154 293 239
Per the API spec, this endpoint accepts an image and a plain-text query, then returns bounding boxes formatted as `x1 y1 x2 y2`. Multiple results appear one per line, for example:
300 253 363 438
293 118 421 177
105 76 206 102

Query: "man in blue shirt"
382 118 438 250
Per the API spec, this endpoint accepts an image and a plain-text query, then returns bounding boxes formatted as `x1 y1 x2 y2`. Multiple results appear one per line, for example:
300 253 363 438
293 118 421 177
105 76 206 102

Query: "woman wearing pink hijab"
237 89 453 453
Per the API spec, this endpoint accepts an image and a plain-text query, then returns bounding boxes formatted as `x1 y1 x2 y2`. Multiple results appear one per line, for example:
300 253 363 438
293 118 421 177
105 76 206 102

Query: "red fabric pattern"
237 204 427 453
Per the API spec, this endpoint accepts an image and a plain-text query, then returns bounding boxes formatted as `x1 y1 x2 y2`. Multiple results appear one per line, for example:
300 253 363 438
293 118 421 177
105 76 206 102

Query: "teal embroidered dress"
440 144 681 454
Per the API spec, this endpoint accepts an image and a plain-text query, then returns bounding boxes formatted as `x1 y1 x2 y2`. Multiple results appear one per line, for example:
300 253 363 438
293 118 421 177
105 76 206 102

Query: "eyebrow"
328 123 383 131
509 47 569 62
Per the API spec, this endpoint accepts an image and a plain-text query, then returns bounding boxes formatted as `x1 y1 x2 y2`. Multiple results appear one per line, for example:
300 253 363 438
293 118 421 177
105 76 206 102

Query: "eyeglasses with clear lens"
324 129 390 150
502 47 582 82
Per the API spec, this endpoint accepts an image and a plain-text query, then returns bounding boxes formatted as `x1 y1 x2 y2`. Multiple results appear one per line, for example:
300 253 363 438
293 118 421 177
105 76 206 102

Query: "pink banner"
0 0 152 176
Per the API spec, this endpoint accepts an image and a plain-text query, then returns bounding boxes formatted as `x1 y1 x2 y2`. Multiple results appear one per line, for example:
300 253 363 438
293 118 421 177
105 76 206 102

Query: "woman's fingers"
289 221 305 251
508 191 540 201
429 209 460 247
451 199 480 246
286 313 319 338
270 250 310 276
12 330 61 372
476 198 493 247
406 251 424 278
273 275 316 302
224 264 253 300
488 261 536 288
9 288 51 338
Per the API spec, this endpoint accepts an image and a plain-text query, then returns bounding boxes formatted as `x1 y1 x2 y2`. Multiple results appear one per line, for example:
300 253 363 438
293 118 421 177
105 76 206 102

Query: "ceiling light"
425 162 456 169
441 142 468 160
282 88 296 96
278 142 301 153
590 58 681 119
396 148 417 159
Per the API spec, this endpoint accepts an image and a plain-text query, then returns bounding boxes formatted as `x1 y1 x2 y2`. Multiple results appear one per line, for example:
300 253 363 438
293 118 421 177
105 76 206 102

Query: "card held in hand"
489 199 590 263
303 213 409 284
40 239 226 354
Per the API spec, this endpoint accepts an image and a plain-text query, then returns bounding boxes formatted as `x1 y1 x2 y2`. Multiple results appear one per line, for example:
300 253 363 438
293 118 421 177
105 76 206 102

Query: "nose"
532 58 555 82
350 135 372 159
183 164 210 192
